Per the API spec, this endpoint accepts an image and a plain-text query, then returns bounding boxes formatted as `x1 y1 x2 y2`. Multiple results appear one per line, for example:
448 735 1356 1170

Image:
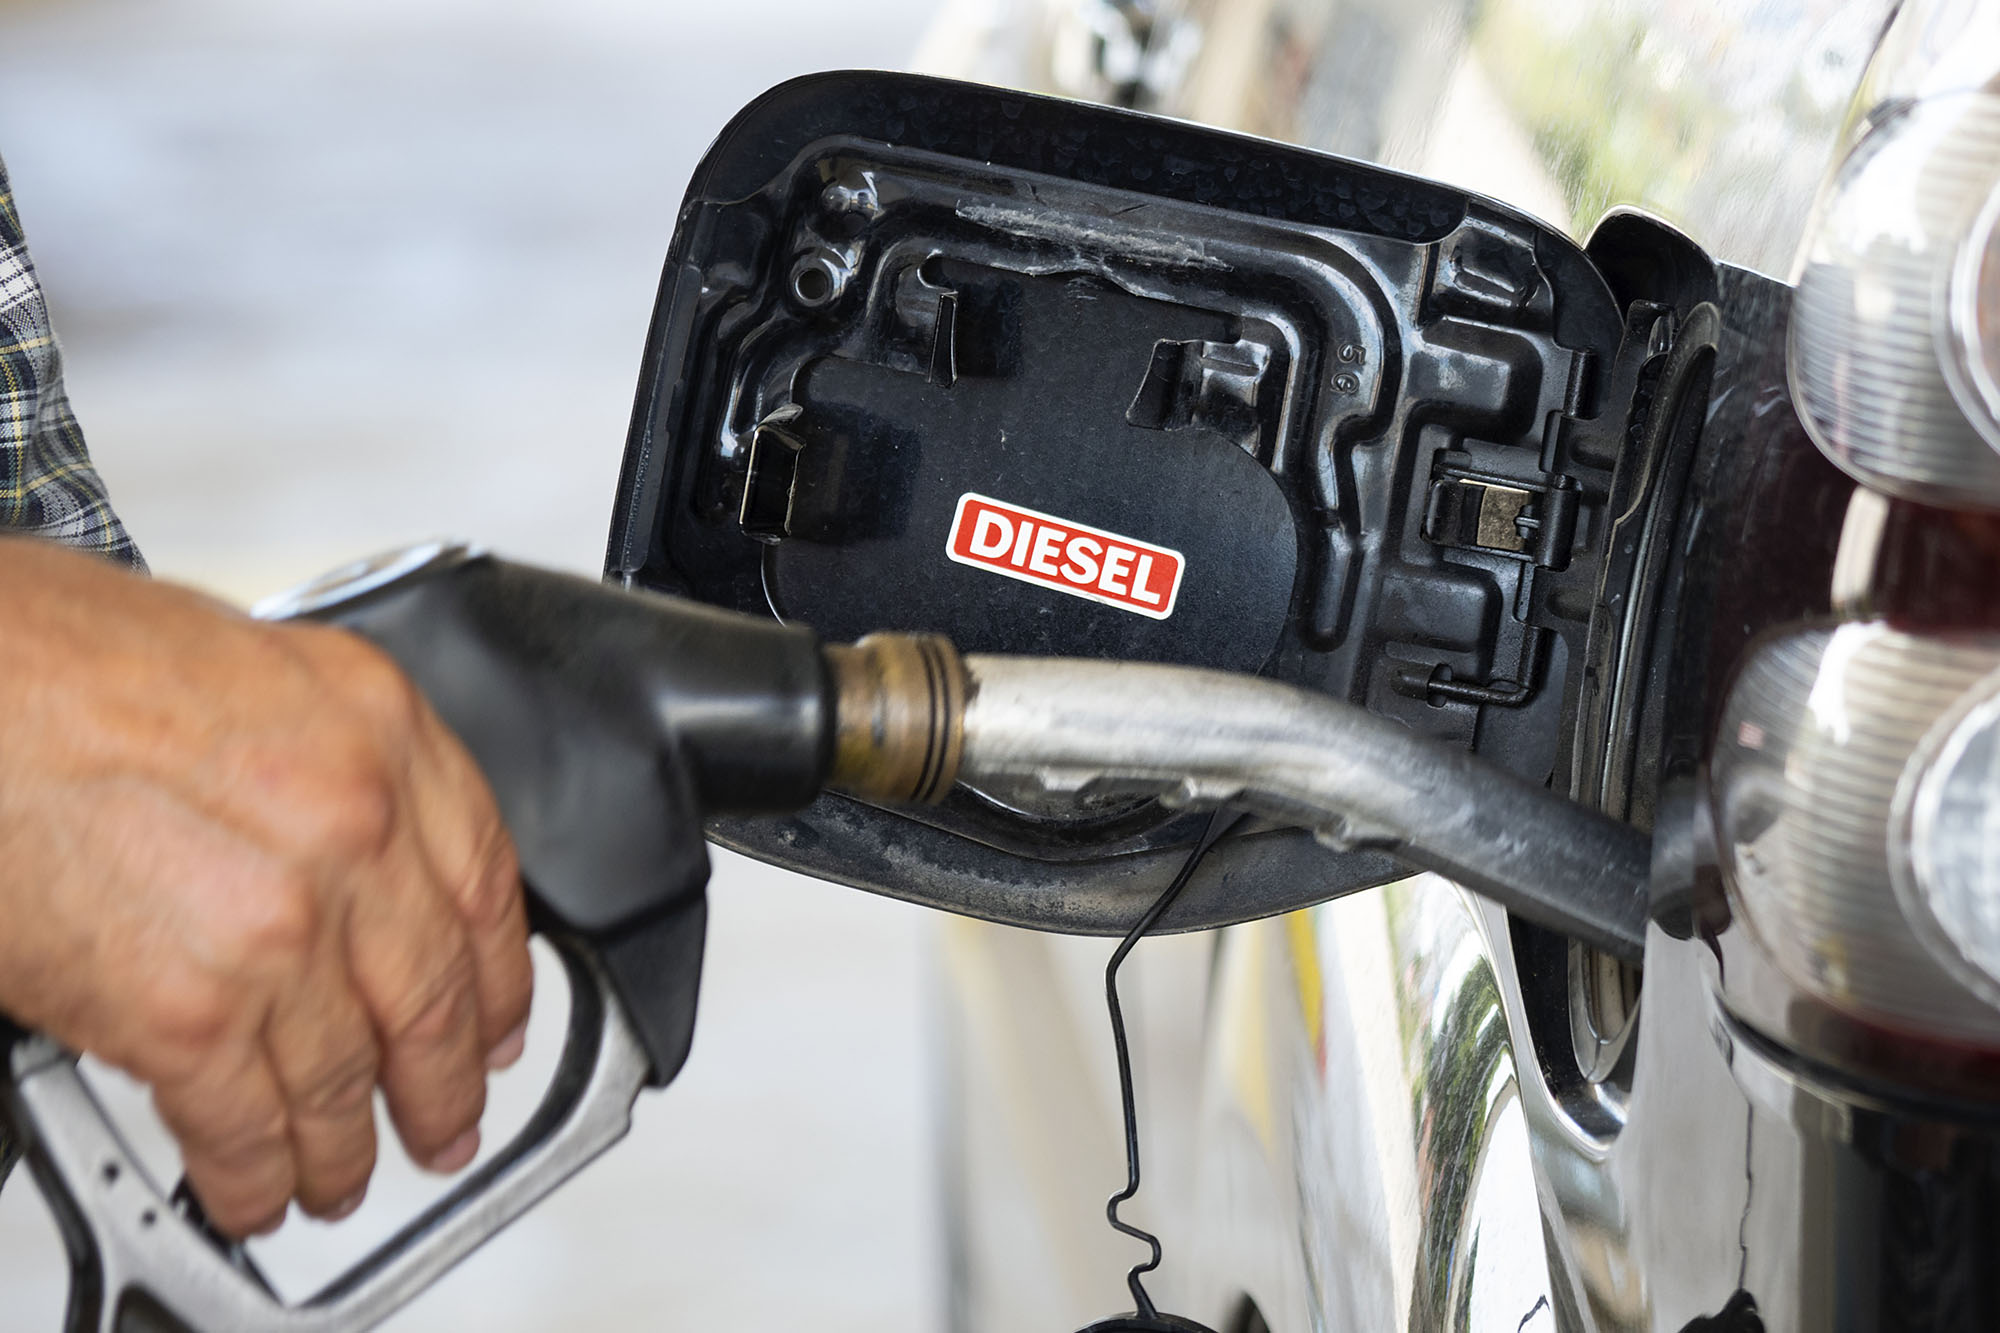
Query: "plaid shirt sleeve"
0 154 143 570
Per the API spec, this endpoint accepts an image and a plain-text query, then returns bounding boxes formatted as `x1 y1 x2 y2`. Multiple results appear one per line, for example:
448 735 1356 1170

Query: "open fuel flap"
607 71 1694 936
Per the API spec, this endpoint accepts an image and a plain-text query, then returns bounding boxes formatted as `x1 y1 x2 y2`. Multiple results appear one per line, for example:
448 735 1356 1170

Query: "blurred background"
0 1 943 1328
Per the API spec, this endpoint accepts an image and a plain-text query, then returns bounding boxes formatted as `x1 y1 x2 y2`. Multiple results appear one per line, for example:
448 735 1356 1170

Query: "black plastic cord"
1104 807 1246 1320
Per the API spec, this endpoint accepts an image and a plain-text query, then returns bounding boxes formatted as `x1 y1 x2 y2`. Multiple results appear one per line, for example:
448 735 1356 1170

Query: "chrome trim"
250 539 480 622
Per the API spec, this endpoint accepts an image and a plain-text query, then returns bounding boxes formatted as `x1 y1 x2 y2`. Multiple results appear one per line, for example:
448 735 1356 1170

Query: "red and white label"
945 492 1185 620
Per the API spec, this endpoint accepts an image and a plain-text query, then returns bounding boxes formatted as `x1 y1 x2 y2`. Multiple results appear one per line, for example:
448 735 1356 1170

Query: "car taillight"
1789 91 2000 509
1713 623 2000 1044
1898 668 2000 1010
1947 183 2000 450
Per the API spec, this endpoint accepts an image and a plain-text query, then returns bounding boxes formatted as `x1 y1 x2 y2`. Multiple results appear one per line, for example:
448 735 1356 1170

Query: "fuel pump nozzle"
3 544 1648 1333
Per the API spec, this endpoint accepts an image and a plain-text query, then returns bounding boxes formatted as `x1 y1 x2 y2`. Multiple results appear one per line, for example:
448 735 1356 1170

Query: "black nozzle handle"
282 542 835 1078
3 541 839 1333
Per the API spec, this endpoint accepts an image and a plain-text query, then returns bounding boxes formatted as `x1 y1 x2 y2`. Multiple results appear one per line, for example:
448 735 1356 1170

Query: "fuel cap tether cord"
1088 808 1249 1333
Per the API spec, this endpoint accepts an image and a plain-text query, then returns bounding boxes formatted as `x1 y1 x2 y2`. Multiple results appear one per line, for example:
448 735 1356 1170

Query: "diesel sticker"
946 493 1185 620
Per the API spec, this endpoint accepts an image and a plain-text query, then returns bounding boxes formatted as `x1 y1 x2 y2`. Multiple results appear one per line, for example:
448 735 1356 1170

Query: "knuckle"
243 728 400 867
293 1043 380 1121
314 766 398 862
170 1097 289 1167
144 971 240 1054
229 872 320 961
329 633 423 732
207 1116 292 1170
384 946 478 1048
384 1051 485 1156
455 837 522 931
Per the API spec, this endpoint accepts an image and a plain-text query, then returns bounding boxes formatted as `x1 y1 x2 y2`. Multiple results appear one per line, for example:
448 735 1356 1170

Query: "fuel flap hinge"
1422 457 1580 571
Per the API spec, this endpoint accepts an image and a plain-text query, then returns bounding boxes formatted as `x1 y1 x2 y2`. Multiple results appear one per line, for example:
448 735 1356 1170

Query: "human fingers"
69 806 311 1238
237 626 492 1172
280 625 530 1067
343 838 489 1173
152 1040 297 1238
262 926 381 1219
405 706 532 1065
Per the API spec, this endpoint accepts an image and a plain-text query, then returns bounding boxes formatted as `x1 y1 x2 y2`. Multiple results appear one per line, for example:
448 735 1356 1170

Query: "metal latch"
739 421 805 544
1391 455 1583 708
1422 458 1580 570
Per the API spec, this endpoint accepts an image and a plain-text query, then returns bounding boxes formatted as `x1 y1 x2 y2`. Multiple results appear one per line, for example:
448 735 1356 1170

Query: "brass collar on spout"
824 633 968 805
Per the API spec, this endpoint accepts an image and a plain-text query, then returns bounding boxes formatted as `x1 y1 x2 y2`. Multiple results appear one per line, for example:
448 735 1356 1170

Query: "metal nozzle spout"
821 640 1649 957
824 633 969 804
954 656 1651 959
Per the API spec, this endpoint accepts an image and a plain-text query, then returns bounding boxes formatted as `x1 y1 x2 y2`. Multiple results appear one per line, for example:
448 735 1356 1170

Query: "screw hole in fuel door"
607 72 1690 942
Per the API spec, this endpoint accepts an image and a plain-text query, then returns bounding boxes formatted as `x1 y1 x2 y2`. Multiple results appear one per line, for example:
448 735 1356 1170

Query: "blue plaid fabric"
0 154 142 569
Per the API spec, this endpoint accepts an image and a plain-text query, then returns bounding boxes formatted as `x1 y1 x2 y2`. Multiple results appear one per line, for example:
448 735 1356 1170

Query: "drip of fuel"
1074 807 1249 1333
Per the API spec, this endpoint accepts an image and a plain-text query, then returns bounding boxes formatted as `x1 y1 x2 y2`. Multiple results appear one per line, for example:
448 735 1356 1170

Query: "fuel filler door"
608 71 1683 933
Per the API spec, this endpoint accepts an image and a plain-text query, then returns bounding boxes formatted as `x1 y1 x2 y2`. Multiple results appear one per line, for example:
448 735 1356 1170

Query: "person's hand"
0 537 533 1236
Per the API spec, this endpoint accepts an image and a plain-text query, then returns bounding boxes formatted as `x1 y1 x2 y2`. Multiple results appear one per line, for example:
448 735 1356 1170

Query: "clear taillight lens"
1898 675 2000 1009
1946 184 2000 449
1789 92 2000 509
1714 623 2000 1042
